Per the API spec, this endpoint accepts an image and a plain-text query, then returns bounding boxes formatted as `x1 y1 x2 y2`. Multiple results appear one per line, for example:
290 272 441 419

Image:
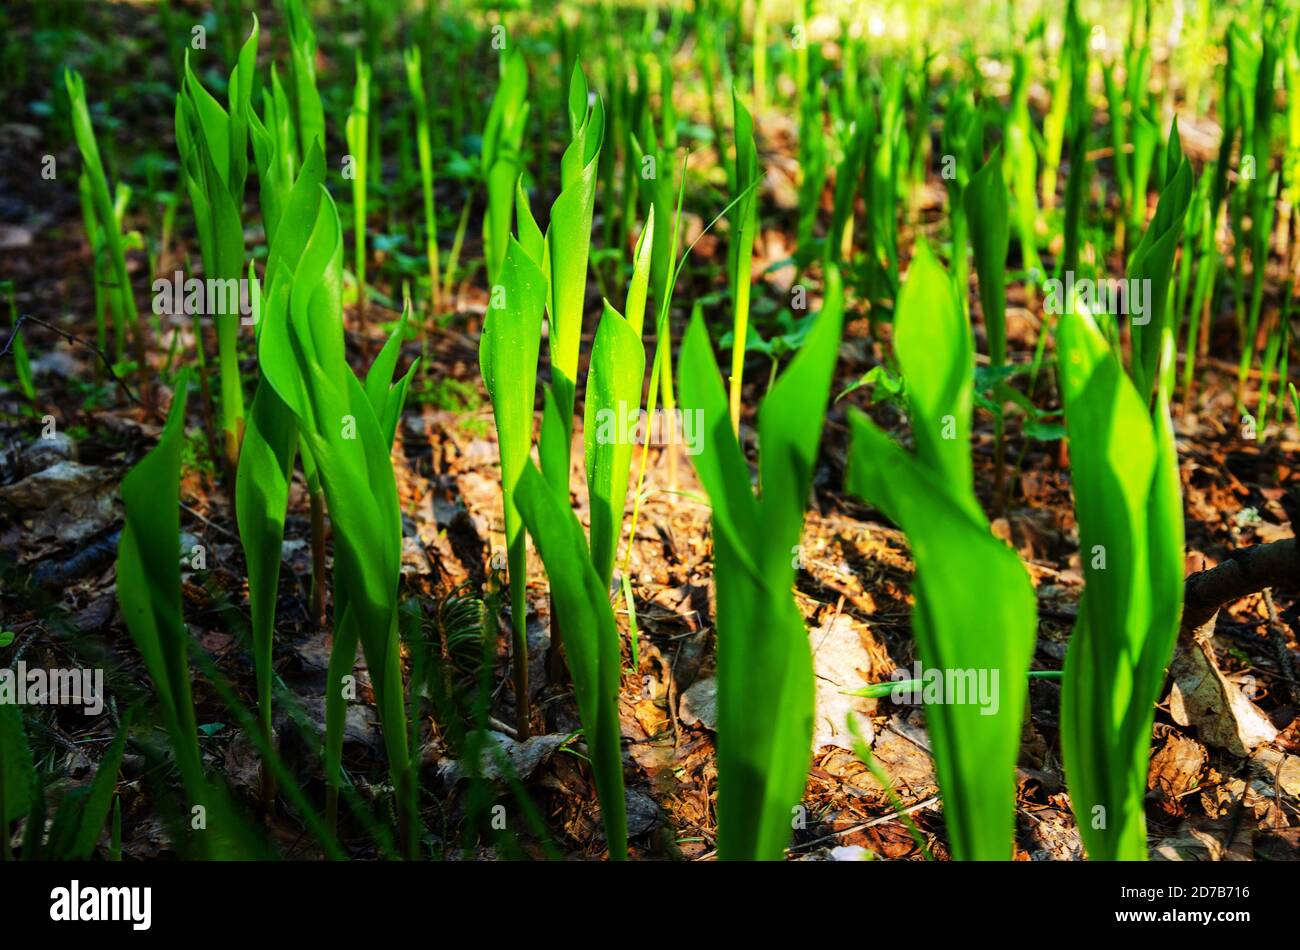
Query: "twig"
785 795 942 853
180 501 239 542
1181 539 1300 632
1 312 149 411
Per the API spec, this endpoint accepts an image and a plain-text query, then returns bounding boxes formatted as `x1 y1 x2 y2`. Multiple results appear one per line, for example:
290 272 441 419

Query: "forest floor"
3 21 1300 864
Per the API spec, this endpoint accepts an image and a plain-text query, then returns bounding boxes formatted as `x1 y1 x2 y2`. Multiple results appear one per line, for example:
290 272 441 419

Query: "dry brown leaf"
1168 632 1278 755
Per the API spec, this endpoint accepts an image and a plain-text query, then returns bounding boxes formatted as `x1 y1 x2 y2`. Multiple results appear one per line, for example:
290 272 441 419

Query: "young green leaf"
546 62 605 450
117 370 206 806
845 245 1035 860
57 718 129 860
482 51 530 288
964 145 1011 366
1127 122 1193 403
584 212 653 589
1057 297 1184 860
1004 49 1043 277
677 263 844 860
0 697 36 834
174 19 260 477
346 54 371 310
404 46 441 319
257 179 416 850
480 236 547 739
236 260 299 763
66 69 147 398
513 464 627 859
283 0 324 161
727 88 758 434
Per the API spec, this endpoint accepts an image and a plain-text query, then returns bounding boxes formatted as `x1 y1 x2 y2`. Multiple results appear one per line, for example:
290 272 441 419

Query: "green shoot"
846 244 1036 860
174 19 259 478
514 463 627 859
346 54 371 318
676 262 844 860
404 46 442 325
727 88 758 435
480 229 547 739
1057 295 1184 861
482 50 530 289
66 68 149 402
256 159 418 853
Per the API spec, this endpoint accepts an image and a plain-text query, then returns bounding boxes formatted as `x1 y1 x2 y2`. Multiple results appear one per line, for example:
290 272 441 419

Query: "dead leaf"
1168 632 1278 755
624 787 661 837
1152 816 1253 861
678 676 717 731
1023 805 1083 861
810 612 877 752
435 730 567 786
1248 746 1300 799
1148 734 1206 809
0 461 121 546
633 698 669 736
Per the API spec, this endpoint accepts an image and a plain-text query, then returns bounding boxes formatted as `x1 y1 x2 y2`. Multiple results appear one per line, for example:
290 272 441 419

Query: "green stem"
216 312 244 480
728 270 750 435
310 488 327 627
509 540 531 740
324 613 359 839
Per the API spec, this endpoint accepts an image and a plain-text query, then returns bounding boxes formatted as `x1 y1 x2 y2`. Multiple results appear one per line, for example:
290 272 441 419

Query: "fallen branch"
1181 539 1300 632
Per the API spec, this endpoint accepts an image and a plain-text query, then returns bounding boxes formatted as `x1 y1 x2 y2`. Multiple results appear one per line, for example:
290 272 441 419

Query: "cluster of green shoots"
657 0 1205 860
478 62 644 856
11 0 1300 864
45 7 421 859
835 0 1192 860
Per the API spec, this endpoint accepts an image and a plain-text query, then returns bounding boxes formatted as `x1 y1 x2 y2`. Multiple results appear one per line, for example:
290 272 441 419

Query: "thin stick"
1 313 150 411
784 795 942 853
